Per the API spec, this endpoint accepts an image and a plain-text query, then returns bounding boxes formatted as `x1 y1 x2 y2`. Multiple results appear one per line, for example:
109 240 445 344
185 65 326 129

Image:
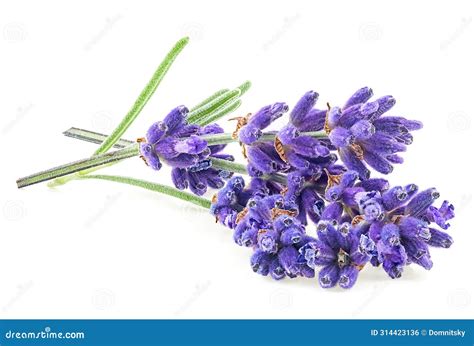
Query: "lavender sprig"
15 42 456 291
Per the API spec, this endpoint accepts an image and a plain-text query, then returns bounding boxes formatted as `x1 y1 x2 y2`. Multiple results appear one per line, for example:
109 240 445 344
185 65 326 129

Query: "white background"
1 0 473 319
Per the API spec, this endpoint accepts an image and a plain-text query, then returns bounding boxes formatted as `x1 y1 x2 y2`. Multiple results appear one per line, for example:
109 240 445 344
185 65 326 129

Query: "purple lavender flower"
211 176 316 280
238 93 334 177
141 105 208 170
274 91 332 173
209 90 454 289
141 106 235 195
298 221 372 288
238 103 289 145
170 124 235 195
356 187 454 278
323 87 423 178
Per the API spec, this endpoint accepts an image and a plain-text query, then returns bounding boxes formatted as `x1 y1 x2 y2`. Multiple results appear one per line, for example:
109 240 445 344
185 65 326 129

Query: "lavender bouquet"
17 37 454 289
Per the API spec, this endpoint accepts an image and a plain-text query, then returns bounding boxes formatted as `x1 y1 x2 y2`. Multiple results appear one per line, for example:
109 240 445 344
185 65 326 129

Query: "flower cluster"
140 105 234 195
211 172 454 289
142 89 455 289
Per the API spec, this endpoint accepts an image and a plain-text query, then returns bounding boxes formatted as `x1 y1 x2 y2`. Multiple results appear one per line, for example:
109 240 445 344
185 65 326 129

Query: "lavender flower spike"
326 87 423 178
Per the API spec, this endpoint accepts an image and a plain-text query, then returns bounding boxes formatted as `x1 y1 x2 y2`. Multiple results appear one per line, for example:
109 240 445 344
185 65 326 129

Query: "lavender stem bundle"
16 37 455 289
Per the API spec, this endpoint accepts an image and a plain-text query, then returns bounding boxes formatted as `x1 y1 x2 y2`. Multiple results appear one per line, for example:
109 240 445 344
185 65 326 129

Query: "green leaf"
190 88 229 112
237 80 252 95
197 99 242 126
17 144 140 189
186 88 240 124
93 36 190 156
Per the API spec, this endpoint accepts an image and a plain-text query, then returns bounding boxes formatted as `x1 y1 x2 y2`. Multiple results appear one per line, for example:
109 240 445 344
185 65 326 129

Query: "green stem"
210 158 287 185
18 127 326 188
79 174 211 209
17 144 139 189
94 37 189 156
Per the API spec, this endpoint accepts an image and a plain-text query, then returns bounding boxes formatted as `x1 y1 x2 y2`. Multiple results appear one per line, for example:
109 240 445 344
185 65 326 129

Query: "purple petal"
146 121 167 144
343 87 373 110
246 145 279 173
405 188 440 217
174 135 208 154
318 264 340 288
278 246 301 275
321 202 343 223
328 127 354 148
382 186 409 210
139 143 162 171
163 105 188 135
171 168 188 190
403 238 433 270
427 228 453 248
297 108 326 131
339 147 370 180
339 265 359 289
187 171 207 196
250 250 272 276
290 91 319 126
357 178 390 192
269 258 286 280
368 95 396 120
363 150 394 174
